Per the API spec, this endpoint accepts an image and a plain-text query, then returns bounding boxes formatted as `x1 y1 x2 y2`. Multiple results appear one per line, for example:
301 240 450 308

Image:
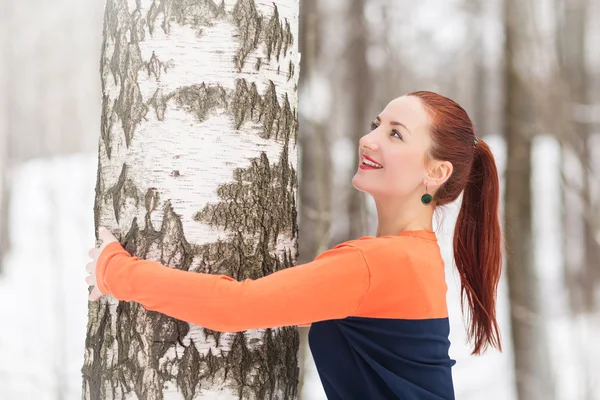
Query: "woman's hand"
85 226 119 301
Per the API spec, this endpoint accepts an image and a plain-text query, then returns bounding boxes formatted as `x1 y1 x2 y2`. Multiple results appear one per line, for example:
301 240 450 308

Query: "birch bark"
82 1 300 399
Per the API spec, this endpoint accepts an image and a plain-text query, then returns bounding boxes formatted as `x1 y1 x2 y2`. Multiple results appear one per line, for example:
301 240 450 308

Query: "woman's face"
352 95 433 200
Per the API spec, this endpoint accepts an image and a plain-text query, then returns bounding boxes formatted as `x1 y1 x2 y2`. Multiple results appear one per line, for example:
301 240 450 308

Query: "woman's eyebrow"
376 116 411 135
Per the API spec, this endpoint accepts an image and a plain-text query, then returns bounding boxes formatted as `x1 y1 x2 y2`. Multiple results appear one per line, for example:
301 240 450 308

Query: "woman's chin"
352 177 401 199
351 175 374 194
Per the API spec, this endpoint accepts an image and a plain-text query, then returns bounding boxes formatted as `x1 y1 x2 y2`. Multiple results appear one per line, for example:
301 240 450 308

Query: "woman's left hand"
85 226 119 301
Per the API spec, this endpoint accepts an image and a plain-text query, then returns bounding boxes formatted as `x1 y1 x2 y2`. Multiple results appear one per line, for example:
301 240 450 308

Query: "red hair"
407 91 503 355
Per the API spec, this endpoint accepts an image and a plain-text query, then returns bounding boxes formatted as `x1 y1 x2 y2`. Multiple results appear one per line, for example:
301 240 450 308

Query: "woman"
86 91 503 400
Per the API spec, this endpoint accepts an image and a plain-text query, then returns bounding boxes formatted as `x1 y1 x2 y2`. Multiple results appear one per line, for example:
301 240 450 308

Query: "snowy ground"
0 154 96 399
0 143 595 399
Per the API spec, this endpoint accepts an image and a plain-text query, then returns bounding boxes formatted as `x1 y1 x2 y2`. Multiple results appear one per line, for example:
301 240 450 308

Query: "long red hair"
408 91 503 355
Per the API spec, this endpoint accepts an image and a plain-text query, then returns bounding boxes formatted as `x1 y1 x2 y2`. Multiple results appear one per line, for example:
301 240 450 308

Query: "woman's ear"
427 160 453 187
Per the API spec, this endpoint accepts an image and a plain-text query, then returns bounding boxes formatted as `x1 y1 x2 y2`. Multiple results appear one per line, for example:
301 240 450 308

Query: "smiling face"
352 95 434 200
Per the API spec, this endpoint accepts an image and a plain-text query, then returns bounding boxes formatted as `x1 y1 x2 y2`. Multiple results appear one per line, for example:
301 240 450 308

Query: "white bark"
83 1 300 399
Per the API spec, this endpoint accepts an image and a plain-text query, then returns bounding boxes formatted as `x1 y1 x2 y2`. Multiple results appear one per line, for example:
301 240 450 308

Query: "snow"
0 154 97 399
0 144 595 399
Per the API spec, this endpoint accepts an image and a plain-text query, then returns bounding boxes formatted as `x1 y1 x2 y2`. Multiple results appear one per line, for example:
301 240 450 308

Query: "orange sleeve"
96 241 370 332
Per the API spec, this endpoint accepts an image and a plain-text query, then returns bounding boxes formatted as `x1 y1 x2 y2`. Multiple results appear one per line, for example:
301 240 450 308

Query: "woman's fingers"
85 274 96 286
85 261 95 274
98 227 118 250
86 227 119 302
88 247 100 259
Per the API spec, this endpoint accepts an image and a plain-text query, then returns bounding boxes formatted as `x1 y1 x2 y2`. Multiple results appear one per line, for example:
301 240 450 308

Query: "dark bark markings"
192 82 300 397
147 0 226 35
101 0 296 158
88 0 299 398
100 0 147 157
233 0 293 72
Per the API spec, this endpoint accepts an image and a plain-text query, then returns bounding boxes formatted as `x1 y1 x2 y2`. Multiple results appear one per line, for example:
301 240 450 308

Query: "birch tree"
504 0 555 398
345 0 369 241
82 0 300 399
556 0 597 397
557 0 598 315
296 0 328 396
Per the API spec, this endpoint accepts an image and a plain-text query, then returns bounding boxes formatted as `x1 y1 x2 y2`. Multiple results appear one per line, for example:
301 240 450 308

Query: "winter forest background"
1 0 599 399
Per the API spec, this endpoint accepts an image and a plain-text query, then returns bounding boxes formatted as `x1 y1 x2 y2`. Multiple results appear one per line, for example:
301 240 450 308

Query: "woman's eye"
391 130 403 140
370 122 379 131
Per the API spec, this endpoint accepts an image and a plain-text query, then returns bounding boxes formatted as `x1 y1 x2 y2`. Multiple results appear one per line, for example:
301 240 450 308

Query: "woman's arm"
96 241 371 332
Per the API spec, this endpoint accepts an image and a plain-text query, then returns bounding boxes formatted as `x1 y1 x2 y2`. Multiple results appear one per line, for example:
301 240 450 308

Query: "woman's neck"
374 196 434 237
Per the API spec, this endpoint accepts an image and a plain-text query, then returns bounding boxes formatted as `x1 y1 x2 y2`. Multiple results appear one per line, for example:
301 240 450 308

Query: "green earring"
421 184 433 205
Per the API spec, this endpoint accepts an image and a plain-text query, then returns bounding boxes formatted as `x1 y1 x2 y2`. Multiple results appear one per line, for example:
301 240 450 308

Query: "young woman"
86 91 503 400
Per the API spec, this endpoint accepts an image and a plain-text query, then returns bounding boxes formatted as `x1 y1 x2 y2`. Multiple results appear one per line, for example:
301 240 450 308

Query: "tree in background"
0 0 104 275
296 0 330 395
296 0 331 394
82 0 301 398
555 0 598 397
0 0 7 274
557 0 599 316
297 0 330 264
345 0 370 241
504 0 555 398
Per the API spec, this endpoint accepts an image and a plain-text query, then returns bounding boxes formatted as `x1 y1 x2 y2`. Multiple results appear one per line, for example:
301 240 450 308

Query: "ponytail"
407 90 503 355
453 139 503 355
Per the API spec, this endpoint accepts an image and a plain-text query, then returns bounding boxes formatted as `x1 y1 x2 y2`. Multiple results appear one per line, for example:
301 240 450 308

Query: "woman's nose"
359 133 379 153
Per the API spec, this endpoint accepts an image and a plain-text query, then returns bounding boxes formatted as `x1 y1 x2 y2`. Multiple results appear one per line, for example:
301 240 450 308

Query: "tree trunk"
0 0 8 274
563 0 598 315
298 0 329 263
4 0 102 163
503 0 555 399
0 132 8 275
556 0 596 398
82 1 300 399
345 0 369 241
296 0 329 396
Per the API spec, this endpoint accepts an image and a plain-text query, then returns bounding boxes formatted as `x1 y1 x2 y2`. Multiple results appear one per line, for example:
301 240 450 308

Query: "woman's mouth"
359 164 382 170
360 155 383 169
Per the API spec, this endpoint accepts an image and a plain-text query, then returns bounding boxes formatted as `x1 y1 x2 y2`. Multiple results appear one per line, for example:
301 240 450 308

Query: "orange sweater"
95 230 456 399
96 240 370 331
96 230 448 331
